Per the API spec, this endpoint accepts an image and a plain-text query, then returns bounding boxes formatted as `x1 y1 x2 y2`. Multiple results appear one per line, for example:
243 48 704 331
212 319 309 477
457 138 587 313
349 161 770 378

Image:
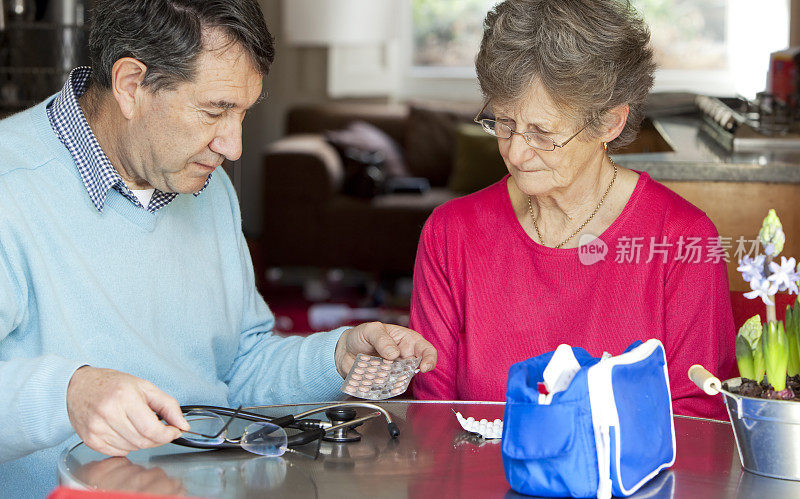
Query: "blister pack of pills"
454 411 503 439
341 354 421 400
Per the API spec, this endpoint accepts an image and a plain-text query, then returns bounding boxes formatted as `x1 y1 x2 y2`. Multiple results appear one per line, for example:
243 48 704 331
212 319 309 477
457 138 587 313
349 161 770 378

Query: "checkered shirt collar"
46 67 211 213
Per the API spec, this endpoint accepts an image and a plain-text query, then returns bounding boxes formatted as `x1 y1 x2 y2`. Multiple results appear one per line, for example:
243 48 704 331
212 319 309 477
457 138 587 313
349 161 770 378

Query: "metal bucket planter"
690 365 800 481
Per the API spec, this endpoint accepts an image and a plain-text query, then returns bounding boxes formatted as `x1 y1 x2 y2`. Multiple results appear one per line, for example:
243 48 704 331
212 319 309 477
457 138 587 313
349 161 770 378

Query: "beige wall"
240 0 330 237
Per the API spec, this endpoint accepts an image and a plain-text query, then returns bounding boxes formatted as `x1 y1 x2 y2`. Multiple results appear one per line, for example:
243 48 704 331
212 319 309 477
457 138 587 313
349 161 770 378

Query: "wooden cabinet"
662 180 800 292
616 119 673 154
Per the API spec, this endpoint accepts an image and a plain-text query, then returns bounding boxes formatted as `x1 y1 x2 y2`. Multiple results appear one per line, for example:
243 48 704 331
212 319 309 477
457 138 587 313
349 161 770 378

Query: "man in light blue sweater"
0 1 436 496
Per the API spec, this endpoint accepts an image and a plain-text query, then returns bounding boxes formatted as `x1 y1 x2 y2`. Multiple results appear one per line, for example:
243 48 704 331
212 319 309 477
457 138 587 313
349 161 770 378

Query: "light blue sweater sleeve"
220 176 347 406
0 356 85 463
0 242 86 463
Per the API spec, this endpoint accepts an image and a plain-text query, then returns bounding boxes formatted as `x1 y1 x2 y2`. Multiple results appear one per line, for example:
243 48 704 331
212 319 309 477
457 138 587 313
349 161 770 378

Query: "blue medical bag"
502 339 675 498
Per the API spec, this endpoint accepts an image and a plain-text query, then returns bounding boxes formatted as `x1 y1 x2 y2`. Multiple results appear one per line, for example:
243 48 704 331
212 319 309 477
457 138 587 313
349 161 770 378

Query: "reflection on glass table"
60 402 505 498
58 401 800 499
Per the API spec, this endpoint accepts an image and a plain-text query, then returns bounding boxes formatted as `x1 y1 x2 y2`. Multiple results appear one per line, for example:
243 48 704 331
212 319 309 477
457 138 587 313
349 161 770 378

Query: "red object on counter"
767 47 800 106
47 487 195 499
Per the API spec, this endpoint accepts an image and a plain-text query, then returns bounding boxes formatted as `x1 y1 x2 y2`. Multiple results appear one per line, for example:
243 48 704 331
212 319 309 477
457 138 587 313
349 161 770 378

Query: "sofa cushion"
325 121 411 198
325 120 409 178
263 134 344 201
403 102 476 187
447 123 509 194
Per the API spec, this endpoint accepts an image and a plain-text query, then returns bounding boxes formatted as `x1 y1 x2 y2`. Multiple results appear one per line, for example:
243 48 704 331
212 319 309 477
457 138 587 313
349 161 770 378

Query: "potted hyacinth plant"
733 209 800 399
696 210 800 482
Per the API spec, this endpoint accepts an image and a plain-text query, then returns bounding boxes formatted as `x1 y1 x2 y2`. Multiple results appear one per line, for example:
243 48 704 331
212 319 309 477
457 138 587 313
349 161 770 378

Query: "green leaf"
737 315 764 381
736 335 755 379
762 320 789 391
737 315 762 351
787 305 800 375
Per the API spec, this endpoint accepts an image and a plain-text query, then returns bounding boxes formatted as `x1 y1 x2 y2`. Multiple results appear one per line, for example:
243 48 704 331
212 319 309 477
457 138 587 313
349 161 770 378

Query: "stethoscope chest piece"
323 407 363 443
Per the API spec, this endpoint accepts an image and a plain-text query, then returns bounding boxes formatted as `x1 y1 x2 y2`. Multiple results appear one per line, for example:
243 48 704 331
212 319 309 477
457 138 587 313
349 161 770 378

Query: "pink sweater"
410 173 736 420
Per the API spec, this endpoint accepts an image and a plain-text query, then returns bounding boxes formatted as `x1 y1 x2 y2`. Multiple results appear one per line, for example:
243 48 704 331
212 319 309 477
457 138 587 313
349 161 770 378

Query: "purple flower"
738 255 766 283
744 274 775 306
768 256 800 294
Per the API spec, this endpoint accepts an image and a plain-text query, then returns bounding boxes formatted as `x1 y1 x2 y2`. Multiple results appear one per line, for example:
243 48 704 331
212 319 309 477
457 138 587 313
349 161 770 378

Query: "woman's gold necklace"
527 158 618 249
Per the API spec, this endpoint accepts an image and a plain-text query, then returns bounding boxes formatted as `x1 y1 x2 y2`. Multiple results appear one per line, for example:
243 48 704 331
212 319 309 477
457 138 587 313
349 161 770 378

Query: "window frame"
397 0 794 101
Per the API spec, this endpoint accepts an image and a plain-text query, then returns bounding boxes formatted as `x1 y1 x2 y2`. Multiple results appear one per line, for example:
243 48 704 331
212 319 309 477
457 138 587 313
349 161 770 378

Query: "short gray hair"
475 0 656 151
88 0 275 92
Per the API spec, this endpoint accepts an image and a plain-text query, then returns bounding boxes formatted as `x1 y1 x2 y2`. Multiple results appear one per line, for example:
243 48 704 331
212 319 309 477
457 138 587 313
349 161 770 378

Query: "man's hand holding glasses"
66 366 190 457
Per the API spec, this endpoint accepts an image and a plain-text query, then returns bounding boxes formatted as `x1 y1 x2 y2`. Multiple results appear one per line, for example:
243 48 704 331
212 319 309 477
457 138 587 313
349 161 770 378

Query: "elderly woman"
410 0 735 419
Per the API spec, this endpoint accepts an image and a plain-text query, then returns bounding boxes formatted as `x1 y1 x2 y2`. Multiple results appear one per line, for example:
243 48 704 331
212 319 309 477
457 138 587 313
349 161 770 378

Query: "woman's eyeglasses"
181 407 290 457
473 101 595 151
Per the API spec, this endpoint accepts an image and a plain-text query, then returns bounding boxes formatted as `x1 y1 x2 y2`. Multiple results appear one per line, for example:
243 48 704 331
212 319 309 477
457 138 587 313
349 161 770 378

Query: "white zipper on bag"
587 339 675 498
588 356 617 499
597 425 613 499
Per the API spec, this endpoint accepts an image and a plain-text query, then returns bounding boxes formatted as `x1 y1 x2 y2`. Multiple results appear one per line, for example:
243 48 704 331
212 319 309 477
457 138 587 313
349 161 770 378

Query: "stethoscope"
172 403 399 451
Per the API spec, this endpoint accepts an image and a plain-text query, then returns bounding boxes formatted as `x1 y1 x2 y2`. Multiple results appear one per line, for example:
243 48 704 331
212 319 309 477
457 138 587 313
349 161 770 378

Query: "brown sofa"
259 101 509 277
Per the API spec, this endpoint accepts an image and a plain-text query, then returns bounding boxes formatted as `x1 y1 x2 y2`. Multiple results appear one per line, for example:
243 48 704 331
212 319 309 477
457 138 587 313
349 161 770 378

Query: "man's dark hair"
88 0 275 91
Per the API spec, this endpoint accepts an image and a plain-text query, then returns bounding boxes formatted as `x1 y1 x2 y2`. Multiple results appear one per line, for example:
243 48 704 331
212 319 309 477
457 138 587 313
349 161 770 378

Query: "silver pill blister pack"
341 354 421 400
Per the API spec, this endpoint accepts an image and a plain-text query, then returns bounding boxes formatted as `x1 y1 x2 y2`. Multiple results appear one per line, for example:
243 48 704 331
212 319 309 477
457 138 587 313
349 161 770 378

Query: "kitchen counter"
614 116 800 184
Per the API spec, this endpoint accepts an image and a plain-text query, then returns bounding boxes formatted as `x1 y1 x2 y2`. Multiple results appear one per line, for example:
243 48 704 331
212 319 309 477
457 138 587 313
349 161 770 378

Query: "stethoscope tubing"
173 403 398 451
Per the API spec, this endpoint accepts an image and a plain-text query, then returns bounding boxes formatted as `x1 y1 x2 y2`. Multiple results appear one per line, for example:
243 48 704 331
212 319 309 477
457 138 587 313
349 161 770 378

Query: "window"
411 0 500 68
406 0 791 99
638 0 728 71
